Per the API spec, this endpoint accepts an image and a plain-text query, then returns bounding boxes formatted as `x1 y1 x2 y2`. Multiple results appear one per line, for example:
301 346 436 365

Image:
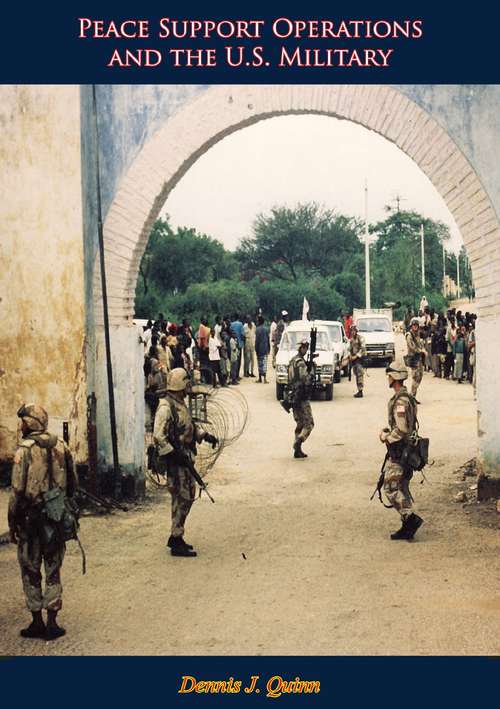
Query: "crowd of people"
141 312 276 429
402 303 477 387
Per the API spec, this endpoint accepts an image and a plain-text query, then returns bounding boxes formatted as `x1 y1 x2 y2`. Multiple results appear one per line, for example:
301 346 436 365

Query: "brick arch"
97 84 499 325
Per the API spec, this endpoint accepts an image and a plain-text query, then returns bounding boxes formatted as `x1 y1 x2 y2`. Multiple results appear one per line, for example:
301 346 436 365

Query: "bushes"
253 277 346 320
164 280 257 323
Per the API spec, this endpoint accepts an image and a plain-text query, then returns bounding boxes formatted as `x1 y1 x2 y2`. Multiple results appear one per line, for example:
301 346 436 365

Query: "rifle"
370 451 393 508
174 448 215 504
306 326 317 373
77 487 129 512
167 395 215 503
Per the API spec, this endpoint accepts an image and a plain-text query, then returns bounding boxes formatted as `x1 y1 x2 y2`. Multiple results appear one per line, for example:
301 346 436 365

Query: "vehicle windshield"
281 331 330 351
356 318 392 333
324 325 342 343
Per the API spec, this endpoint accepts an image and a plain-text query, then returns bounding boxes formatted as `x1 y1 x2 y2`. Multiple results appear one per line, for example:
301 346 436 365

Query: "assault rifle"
306 326 318 373
306 326 319 395
370 451 393 508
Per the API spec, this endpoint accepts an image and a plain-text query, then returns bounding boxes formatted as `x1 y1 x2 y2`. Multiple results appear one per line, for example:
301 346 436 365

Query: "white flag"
302 297 310 321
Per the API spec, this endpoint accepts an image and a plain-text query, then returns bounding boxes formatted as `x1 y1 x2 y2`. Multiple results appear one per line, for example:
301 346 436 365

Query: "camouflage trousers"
383 461 414 520
17 532 65 612
353 362 364 391
292 401 314 443
167 464 196 537
410 361 423 396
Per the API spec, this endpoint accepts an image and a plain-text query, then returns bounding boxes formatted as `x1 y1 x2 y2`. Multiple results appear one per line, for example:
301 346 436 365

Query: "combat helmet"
167 367 190 392
385 360 408 381
17 403 48 433
410 317 420 326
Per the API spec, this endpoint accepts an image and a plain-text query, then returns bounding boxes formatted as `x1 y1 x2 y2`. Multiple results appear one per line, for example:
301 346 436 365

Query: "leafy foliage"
235 203 363 282
135 204 459 325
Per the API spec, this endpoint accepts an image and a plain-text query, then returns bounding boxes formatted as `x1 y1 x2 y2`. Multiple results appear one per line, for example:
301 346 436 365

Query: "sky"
162 114 463 254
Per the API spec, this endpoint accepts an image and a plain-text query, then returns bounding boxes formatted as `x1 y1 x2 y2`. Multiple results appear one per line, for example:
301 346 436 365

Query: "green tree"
370 209 451 311
332 272 364 311
137 217 237 298
236 202 363 282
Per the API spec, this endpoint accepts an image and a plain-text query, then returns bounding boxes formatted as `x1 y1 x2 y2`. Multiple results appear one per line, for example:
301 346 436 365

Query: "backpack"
392 391 430 473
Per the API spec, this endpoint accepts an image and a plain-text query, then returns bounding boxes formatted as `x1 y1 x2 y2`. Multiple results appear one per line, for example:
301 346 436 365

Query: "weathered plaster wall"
0 86 87 464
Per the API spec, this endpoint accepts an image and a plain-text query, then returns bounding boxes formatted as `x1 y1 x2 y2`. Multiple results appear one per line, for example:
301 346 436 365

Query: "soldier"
153 368 218 557
405 317 426 402
145 357 167 436
8 404 78 640
287 339 314 459
349 324 366 398
379 362 424 541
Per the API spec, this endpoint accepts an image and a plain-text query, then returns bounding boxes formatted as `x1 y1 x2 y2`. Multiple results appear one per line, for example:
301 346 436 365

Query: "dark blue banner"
0 2 498 83
1 656 500 706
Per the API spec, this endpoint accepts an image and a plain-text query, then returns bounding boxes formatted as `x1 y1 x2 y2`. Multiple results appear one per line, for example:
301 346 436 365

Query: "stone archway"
94 84 500 483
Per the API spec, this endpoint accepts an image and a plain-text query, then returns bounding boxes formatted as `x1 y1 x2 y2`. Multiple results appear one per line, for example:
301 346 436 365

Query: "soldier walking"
405 317 426 402
153 368 218 557
379 362 424 541
349 325 366 398
287 339 314 459
8 404 78 640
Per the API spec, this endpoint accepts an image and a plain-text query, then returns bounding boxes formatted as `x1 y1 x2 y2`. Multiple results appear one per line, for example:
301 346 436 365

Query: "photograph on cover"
1 84 499 656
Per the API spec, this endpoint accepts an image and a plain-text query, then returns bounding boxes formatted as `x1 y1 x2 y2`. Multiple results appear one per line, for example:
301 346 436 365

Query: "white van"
275 321 335 400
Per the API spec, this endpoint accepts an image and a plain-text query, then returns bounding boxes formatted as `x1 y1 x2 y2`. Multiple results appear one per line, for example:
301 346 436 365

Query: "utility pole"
420 223 425 288
364 180 371 309
442 243 446 295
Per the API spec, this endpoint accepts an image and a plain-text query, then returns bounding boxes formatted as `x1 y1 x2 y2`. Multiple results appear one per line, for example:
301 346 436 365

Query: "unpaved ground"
1 344 499 656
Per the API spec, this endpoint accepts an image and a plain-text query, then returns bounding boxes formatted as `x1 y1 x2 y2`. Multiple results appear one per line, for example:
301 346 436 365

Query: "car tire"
334 369 341 383
276 383 285 400
325 383 333 401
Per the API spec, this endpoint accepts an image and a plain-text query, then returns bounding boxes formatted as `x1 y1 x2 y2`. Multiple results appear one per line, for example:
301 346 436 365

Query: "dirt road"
1 351 499 656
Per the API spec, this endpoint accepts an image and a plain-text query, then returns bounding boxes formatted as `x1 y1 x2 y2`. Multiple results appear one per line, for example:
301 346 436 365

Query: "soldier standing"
287 339 314 459
349 324 366 398
405 317 426 402
8 404 78 640
153 368 218 557
379 362 424 541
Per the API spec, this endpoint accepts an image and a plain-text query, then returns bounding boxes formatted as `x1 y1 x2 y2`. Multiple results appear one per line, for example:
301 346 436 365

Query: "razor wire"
146 382 249 489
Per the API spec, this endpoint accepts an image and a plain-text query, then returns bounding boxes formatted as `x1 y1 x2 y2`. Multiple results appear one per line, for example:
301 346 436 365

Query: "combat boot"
167 534 193 550
404 513 424 540
390 517 410 540
20 611 46 639
293 441 307 458
353 390 363 398
169 536 197 557
45 610 66 640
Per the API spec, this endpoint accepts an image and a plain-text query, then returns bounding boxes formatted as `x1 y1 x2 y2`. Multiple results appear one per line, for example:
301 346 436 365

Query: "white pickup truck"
352 309 395 366
275 321 335 400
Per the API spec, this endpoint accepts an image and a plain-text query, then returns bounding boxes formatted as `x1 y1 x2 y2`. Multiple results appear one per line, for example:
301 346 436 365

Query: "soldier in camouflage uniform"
153 368 218 557
8 404 78 640
349 325 366 398
379 361 424 541
288 339 314 459
405 317 426 401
